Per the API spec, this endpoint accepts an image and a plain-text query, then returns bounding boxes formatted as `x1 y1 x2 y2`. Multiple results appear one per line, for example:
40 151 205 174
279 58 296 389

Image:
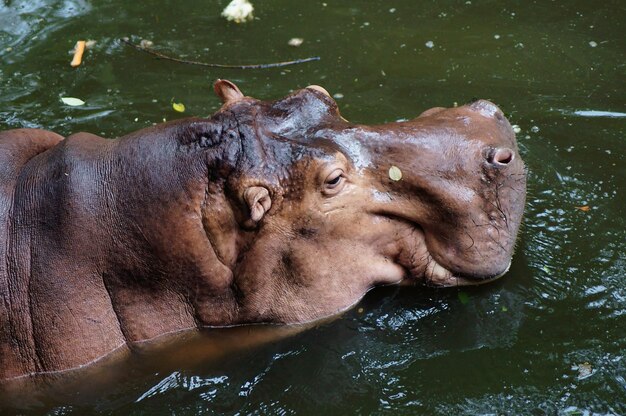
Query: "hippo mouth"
393 222 513 288
420 258 511 287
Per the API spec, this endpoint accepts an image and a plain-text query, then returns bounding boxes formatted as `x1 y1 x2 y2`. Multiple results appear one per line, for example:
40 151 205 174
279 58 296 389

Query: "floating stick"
120 37 320 69
70 40 86 67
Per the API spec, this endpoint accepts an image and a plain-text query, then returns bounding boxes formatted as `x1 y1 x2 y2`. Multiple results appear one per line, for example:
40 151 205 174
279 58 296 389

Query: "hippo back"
0 129 64 379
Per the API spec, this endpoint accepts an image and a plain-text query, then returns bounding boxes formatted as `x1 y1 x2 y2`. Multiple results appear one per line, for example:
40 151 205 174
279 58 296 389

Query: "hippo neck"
100 122 246 330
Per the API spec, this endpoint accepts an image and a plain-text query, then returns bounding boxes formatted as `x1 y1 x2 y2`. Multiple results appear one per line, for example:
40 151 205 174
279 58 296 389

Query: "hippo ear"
243 186 272 224
214 79 244 104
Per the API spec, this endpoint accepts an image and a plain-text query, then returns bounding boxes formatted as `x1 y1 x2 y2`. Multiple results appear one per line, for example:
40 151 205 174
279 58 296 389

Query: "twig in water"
120 37 320 69
71 40 86 67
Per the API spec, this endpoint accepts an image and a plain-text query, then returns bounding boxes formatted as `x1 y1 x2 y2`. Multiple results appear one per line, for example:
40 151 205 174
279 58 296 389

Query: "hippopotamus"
0 80 526 380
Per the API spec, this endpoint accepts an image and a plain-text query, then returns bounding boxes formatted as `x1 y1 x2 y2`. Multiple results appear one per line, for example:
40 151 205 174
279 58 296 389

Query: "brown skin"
0 80 526 380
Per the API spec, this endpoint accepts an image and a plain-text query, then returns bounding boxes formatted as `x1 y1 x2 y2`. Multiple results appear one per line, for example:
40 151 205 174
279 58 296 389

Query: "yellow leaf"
389 165 402 181
575 205 591 212
172 102 185 113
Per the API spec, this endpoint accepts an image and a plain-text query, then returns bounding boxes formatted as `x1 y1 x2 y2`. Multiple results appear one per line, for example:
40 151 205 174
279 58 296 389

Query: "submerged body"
0 81 526 380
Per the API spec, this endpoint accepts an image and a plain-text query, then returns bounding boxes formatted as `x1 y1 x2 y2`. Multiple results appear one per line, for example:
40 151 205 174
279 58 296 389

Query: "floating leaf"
575 205 591 212
388 165 402 181
457 291 470 305
172 102 185 113
60 97 85 106
501 306 508 312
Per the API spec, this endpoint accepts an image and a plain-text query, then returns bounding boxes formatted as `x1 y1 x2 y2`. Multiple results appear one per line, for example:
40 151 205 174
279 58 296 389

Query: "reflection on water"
0 0 624 414
570 110 626 118
136 372 229 402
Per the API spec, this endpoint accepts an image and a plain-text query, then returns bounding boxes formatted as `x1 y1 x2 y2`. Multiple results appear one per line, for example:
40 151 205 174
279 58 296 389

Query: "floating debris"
70 40 86 67
574 362 593 380
222 0 254 23
512 124 521 134
288 38 304 47
139 39 154 48
575 205 591 212
69 40 97 67
60 97 85 106
121 37 319 69
425 40 435 49
589 41 598 48
172 102 185 112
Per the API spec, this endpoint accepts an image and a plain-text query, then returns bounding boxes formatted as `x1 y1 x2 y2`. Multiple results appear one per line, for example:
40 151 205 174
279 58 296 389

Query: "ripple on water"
0 0 91 58
523 155 625 312
135 372 229 403
442 347 626 415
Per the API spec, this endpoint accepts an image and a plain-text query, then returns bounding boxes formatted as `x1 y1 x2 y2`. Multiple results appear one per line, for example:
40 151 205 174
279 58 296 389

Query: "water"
1 0 624 414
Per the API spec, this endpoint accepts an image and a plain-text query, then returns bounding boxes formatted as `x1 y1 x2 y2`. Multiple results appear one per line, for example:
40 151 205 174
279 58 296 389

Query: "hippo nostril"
487 147 514 166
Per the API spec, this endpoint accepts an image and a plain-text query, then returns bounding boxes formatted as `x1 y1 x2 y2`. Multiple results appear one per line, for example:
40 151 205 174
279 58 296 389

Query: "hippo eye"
323 169 345 194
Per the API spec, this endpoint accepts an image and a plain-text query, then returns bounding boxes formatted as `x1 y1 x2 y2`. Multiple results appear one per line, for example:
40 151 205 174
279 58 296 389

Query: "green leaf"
501 306 508 312
61 97 85 106
457 291 470 305
172 102 185 112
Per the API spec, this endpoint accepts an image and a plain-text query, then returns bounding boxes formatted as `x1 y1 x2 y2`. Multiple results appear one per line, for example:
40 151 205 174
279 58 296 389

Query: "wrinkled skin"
0 80 526 380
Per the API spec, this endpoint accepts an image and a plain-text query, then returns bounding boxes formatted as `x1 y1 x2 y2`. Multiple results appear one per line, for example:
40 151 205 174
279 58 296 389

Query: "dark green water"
1 0 624 414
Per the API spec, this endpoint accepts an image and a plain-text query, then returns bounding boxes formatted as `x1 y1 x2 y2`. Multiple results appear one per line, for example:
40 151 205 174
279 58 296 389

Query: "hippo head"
184 80 526 324
0 80 528 381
